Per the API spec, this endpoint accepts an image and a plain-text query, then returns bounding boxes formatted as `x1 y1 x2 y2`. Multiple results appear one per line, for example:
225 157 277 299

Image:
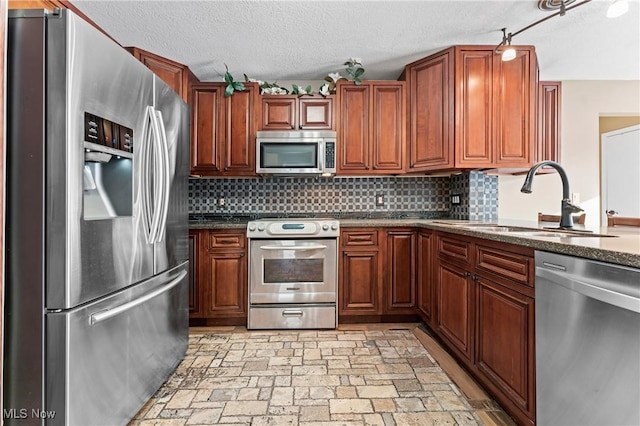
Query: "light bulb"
502 47 517 61
607 0 629 18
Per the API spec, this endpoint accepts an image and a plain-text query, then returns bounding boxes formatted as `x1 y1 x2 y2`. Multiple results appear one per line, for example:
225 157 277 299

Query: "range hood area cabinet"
190 82 259 176
336 81 406 175
401 45 538 172
260 95 335 130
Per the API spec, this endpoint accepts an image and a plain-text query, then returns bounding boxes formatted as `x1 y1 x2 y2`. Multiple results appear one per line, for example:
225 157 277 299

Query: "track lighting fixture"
497 0 628 62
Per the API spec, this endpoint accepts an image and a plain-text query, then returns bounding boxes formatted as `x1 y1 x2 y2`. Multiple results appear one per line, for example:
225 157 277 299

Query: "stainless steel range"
247 218 339 329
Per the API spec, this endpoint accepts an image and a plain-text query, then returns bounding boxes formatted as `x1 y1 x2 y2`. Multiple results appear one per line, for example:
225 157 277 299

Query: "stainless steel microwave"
256 131 336 176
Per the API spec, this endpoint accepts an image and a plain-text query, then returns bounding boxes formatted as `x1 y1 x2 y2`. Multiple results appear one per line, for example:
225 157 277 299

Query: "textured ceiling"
71 0 640 83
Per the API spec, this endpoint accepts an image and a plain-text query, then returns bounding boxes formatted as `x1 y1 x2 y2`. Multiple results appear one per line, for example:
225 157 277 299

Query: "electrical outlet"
451 194 462 205
571 193 580 204
376 193 385 206
218 197 225 207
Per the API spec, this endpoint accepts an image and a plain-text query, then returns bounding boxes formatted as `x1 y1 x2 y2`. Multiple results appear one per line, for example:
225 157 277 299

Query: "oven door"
249 239 337 304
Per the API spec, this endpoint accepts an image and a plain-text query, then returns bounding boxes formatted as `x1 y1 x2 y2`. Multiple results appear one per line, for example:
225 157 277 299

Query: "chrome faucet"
521 161 584 229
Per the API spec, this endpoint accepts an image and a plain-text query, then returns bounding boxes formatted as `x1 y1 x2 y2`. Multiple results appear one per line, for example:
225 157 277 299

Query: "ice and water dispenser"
83 112 133 219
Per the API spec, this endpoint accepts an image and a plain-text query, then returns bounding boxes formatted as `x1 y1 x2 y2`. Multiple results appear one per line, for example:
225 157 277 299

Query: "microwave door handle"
153 110 171 243
139 106 155 243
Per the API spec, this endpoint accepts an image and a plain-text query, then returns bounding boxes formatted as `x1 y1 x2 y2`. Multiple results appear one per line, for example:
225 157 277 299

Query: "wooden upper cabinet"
405 49 454 171
299 97 334 129
260 95 334 130
492 47 536 167
191 83 224 175
126 47 198 103
9 0 65 9
337 81 405 175
536 81 561 165
224 84 258 174
190 83 258 176
455 48 494 167
403 45 537 172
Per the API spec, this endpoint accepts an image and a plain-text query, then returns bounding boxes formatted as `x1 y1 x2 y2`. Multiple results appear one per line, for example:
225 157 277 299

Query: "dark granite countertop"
189 217 640 268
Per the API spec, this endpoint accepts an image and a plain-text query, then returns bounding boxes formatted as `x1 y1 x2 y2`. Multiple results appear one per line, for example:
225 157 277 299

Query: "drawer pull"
286 287 300 291
282 310 303 317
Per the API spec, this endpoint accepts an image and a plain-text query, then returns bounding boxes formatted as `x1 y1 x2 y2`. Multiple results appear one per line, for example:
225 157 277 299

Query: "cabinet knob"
464 271 472 277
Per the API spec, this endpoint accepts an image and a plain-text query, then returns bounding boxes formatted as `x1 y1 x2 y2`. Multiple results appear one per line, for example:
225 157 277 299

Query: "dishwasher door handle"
537 267 640 313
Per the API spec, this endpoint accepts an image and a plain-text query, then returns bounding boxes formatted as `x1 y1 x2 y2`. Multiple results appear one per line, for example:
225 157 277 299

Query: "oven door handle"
260 245 327 251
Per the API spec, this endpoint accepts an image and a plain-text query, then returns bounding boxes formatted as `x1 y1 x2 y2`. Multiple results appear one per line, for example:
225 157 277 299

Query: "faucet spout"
520 161 582 229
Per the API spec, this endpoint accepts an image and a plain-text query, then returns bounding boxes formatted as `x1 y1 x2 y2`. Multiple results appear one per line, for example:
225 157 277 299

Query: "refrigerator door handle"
148 108 165 244
89 270 187 325
153 110 171 243
140 106 156 243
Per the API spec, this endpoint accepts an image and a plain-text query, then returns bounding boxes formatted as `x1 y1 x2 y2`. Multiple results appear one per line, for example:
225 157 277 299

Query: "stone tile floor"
130 325 512 425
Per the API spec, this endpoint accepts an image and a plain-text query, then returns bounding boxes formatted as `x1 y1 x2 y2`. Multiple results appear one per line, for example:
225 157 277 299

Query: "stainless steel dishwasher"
535 251 640 426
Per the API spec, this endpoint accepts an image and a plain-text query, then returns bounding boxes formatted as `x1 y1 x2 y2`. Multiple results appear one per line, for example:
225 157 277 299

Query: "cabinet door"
223 84 257 175
417 231 434 325
476 277 535 419
261 96 296 130
455 48 494 167
203 250 247 318
384 230 415 313
436 260 474 362
493 48 536 167
299 97 334 130
188 231 201 317
191 84 224 175
406 50 454 171
340 250 381 315
537 81 561 165
127 47 195 103
337 84 370 173
372 83 405 173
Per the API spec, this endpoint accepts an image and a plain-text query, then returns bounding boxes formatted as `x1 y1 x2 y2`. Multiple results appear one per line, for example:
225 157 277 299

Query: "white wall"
498 80 640 228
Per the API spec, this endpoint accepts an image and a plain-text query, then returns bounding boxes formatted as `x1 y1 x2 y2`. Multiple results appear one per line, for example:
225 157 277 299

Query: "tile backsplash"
189 176 449 217
189 172 498 221
450 171 499 221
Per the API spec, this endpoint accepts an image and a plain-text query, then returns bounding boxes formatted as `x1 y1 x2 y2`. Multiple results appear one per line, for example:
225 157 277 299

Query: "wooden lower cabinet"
384 230 416 314
475 277 535 423
340 250 381 315
188 230 201 316
436 259 474 363
190 229 247 325
416 230 435 327
339 228 382 316
433 232 536 425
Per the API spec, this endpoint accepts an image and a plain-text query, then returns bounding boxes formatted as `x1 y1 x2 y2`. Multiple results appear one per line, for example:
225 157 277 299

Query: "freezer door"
46 264 189 426
46 10 156 309
153 77 189 273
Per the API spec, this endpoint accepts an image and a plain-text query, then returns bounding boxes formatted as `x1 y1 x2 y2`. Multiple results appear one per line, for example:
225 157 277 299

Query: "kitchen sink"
458 225 617 238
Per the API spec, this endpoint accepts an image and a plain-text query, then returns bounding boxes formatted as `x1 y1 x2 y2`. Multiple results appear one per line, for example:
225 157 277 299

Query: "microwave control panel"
325 141 335 169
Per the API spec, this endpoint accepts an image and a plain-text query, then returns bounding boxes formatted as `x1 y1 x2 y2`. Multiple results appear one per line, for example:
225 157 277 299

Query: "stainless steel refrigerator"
4 9 189 425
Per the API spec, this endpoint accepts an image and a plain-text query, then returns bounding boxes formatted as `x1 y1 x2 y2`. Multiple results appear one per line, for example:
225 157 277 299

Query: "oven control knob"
258 224 265 231
331 224 338 230
248 224 256 231
322 224 329 231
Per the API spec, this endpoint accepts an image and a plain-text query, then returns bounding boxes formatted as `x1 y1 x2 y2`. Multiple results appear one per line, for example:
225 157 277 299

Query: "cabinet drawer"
341 229 378 247
438 235 471 264
208 231 246 249
476 245 533 286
